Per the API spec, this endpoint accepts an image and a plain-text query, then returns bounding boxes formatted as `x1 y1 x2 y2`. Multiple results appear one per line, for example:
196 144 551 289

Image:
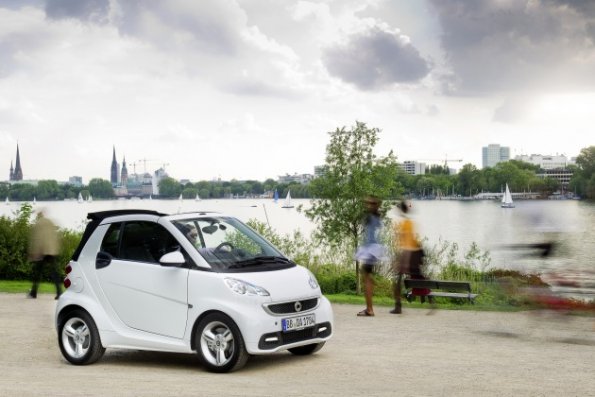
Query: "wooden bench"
404 279 478 304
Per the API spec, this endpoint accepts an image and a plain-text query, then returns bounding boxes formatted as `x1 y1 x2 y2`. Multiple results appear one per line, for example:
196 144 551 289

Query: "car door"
96 220 189 339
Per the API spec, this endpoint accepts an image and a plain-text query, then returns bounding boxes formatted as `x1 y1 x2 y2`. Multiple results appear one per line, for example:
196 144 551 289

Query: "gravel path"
1 293 593 396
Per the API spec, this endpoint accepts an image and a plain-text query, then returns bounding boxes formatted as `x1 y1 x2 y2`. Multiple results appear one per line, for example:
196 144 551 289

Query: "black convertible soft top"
71 210 166 261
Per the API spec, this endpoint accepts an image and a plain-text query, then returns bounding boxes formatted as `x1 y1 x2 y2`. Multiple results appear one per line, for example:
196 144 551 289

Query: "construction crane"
132 159 167 174
418 156 463 168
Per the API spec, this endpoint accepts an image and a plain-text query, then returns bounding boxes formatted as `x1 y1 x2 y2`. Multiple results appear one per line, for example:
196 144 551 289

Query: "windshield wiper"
228 256 292 268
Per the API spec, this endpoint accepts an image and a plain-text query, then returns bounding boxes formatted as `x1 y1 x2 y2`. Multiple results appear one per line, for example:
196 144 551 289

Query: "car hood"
228 265 319 301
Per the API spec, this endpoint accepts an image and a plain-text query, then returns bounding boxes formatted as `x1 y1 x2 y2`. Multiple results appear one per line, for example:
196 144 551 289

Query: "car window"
172 216 293 272
100 223 121 257
118 221 181 264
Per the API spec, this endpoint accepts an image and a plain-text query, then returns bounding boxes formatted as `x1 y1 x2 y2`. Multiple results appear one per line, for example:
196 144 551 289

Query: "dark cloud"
429 0 595 95
114 0 245 57
45 0 109 23
322 27 431 90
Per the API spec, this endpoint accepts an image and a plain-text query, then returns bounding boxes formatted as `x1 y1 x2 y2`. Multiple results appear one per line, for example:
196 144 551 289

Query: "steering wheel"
214 242 234 253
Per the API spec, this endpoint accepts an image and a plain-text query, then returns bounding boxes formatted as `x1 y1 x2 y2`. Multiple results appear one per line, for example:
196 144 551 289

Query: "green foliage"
158 177 183 198
0 204 33 279
0 204 82 280
570 146 595 199
303 121 401 251
88 178 115 199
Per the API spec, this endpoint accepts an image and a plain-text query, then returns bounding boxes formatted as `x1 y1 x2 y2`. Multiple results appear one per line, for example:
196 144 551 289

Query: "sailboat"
77 192 83 204
273 189 279 204
282 190 294 208
33 196 36 204
88 194 93 203
5 197 9 205
195 193 200 202
179 193 183 201
501 184 514 208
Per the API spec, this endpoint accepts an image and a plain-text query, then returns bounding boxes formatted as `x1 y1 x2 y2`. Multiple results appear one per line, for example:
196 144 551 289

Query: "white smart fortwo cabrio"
55 210 333 372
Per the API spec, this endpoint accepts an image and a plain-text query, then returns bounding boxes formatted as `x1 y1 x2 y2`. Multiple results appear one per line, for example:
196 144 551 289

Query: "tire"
58 309 105 365
195 313 249 373
288 342 325 356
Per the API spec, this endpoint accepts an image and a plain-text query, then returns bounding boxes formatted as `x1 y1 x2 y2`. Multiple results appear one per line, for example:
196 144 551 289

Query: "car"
55 209 333 373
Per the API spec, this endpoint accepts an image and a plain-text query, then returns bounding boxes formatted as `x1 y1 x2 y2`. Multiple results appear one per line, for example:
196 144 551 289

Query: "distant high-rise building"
110 146 119 186
482 144 510 168
9 144 23 181
399 161 426 175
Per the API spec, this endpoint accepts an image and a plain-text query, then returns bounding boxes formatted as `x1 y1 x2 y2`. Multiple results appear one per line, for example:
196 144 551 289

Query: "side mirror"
159 251 186 267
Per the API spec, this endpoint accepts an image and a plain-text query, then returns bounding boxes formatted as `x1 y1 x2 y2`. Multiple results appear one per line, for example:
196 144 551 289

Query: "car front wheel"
58 310 105 365
195 313 248 373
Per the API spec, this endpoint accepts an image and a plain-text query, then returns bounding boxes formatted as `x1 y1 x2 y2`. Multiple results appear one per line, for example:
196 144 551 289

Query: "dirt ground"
1 293 593 397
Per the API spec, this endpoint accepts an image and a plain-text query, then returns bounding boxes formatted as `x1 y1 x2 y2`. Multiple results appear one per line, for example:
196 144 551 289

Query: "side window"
119 221 181 264
100 223 121 257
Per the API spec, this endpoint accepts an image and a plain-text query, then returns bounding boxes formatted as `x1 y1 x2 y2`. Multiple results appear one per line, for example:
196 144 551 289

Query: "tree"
303 121 401 293
88 179 114 199
571 146 595 199
158 177 182 198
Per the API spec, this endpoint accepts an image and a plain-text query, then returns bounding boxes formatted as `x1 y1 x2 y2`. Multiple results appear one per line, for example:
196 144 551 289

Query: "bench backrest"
404 279 471 292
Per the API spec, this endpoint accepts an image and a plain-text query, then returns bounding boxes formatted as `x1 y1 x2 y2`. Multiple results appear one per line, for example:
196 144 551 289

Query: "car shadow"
97 349 315 372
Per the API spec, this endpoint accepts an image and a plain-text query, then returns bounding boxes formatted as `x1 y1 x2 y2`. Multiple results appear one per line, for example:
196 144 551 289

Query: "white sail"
78 192 83 203
282 190 294 208
195 193 200 201
501 184 514 208
5 197 9 205
88 194 93 202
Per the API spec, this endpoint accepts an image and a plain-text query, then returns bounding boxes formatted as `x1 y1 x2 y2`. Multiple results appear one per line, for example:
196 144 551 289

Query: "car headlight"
224 278 270 296
307 270 319 289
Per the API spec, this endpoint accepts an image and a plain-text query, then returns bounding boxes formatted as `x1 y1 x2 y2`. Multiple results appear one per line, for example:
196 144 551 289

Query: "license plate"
282 313 316 332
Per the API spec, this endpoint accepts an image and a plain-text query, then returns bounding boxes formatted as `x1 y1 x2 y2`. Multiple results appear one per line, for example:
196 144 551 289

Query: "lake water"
2 198 594 290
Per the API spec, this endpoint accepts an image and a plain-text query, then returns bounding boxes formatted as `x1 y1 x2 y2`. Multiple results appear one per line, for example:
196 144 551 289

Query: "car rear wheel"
58 310 105 365
196 313 248 373
288 342 325 355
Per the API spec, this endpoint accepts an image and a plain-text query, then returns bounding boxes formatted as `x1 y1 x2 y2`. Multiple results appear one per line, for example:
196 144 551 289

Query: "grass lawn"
0 280 518 311
0 280 60 294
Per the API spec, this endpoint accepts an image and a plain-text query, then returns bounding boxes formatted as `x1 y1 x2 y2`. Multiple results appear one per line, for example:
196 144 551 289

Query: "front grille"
265 298 318 315
258 322 332 350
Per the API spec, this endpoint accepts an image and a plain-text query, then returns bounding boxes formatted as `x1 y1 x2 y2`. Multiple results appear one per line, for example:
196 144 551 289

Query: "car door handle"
96 252 113 269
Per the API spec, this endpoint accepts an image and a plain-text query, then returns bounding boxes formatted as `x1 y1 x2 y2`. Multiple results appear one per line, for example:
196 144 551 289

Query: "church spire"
110 145 119 186
121 156 128 186
12 144 23 181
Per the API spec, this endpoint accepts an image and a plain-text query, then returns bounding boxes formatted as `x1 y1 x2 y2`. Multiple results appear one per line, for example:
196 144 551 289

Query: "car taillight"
64 278 71 288
65 265 72 274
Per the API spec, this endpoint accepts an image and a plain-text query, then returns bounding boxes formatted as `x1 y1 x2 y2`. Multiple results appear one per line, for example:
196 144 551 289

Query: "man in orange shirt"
391 201 426 314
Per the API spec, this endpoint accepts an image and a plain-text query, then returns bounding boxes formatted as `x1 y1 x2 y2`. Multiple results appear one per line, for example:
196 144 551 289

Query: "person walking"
390 200 427 314
27 209 62 299
355 196 385 317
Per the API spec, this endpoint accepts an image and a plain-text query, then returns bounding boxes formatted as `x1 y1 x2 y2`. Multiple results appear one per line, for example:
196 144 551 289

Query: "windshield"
173 216 294 272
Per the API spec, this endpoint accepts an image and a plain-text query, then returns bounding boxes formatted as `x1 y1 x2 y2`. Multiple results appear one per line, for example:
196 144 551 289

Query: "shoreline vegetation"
2 203 593 313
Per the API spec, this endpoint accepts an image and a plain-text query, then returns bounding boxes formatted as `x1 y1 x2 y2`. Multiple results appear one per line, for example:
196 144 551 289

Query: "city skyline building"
482 144 510 168
514 154 575 170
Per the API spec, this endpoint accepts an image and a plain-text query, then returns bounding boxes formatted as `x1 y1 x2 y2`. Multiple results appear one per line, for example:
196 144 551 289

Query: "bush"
0 204 82 281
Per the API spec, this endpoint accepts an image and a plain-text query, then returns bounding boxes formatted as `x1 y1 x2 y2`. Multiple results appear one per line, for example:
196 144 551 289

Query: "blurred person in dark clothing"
27 209 62 299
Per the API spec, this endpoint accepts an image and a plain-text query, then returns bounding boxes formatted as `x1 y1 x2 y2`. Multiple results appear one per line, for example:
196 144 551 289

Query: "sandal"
357 309 374 317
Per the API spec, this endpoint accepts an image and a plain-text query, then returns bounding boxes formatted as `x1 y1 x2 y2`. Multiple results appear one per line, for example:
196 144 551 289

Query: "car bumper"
238 295 334 355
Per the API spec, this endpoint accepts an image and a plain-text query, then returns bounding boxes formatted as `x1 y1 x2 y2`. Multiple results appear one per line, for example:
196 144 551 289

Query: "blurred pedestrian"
27 209 62 299
355 196 385 317
391 200 427 314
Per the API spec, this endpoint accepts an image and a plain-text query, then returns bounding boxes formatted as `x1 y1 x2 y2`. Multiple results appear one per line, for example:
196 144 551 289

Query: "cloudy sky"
1 0 594 183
